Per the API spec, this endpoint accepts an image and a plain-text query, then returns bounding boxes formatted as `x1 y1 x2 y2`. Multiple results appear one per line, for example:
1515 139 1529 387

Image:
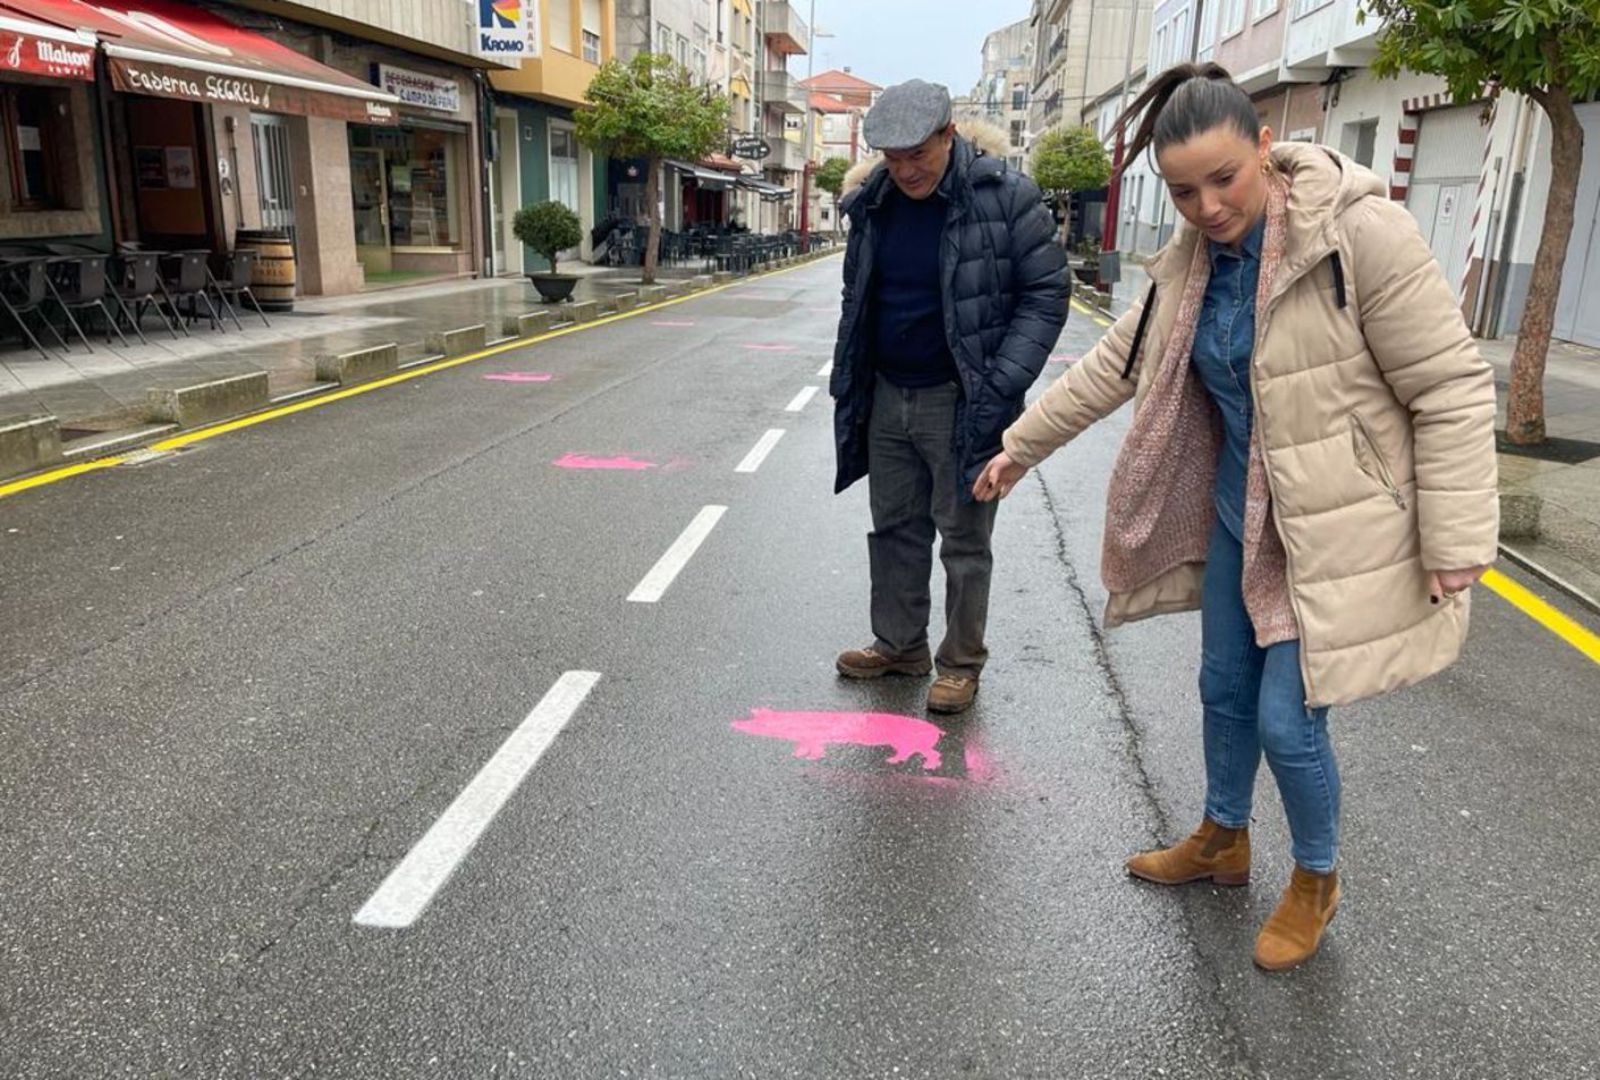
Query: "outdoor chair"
208 249 268 330
110 251 180 341
46 255 130 348
161 251 225 333
0 257 70 361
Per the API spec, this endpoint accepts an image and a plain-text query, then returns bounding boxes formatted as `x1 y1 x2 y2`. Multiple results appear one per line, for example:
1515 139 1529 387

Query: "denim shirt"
1191 214 1266 542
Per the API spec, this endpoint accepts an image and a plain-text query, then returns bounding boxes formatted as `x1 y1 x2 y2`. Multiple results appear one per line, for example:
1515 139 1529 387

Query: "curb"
0 249 843 498
1497 542 1600 618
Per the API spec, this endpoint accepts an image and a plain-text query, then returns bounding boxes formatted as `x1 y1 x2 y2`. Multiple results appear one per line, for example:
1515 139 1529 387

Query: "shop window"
349 123 464 249
2 84 76 212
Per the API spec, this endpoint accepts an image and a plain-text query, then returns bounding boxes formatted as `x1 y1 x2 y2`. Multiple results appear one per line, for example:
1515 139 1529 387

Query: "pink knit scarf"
1102 174 1298 646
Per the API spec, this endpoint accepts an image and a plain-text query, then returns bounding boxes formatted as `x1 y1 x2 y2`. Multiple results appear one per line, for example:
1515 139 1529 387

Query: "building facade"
961 17 1034 171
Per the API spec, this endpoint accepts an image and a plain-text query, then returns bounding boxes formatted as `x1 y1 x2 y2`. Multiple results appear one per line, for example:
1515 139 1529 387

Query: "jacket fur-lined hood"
841 120 1012 197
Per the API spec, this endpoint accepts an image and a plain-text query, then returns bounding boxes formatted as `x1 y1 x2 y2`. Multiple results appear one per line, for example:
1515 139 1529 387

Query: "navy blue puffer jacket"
830 132 1068 500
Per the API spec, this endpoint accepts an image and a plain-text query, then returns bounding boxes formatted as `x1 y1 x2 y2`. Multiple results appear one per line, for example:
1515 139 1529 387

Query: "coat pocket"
1350 413 1407 510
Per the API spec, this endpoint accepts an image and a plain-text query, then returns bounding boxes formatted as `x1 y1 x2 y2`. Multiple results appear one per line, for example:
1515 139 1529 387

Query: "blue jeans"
1200 520 1341 873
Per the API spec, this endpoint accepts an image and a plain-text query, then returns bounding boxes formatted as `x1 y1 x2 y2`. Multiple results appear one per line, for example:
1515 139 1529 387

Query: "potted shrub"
1071 237 1102 285
514 201 583 303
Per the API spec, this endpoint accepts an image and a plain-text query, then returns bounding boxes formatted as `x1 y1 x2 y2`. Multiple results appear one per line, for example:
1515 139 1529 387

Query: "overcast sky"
803 0 1035 96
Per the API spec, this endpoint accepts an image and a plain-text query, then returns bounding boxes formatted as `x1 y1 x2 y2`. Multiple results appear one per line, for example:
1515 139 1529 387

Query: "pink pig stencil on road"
742 343 797 353
484 372 556 383
553 453 658 471
732 708 945 772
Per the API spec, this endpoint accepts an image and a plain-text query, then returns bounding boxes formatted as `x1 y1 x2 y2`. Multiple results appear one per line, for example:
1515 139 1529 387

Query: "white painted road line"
353 670 602 929
785 386 820 413
736 429 787 474
628 506 728 603
816 360 833 378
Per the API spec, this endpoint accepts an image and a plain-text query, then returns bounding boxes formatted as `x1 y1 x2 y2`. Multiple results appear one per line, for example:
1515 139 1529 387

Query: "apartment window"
1341 118 1378 167
657 22 672 56
1174 9 1191 62
677 33 690 70
1012 83 1028 110
550 0 574 53
716 0 725 43
1010 120 1025 148
1254 0 1279 19
1291 0 1336 16
1154 26 1169 71
580 0 601 60
1221 0 1246 37
1198 0 1218 50
2 85 74 210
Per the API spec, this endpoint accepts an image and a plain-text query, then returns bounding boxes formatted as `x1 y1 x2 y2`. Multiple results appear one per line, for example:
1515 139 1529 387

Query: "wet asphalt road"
1 258 1597 1079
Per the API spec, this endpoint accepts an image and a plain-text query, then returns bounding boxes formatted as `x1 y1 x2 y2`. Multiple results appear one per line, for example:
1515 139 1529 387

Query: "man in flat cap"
830 78 1067 715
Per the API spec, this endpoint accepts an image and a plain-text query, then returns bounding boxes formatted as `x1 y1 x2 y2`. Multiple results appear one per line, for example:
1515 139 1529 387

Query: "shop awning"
737 176 795 201
0 11 95 80
1 0 400 124
667 159 735 191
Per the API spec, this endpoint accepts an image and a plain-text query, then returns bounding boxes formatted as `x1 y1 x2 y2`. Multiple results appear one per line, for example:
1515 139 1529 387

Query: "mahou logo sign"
475 0 529 58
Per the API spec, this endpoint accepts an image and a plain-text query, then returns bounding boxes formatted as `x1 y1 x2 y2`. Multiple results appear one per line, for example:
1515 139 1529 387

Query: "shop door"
1552 102 1600 348
250 114 296 238
1406 105 1483 296
350 147 391 276
549 122 581 263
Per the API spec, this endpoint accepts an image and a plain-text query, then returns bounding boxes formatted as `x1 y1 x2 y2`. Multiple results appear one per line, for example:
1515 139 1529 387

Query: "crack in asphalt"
1031 466 1264 1080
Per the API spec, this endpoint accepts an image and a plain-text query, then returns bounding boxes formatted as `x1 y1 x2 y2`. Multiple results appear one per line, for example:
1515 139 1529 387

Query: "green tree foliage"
574 54 732 283
1030 125 1112 196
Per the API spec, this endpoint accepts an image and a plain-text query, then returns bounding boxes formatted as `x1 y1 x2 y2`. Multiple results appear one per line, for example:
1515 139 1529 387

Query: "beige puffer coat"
1003 143 1499 707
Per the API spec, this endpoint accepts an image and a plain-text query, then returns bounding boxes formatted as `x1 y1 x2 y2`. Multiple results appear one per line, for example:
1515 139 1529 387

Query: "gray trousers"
867 375 999 678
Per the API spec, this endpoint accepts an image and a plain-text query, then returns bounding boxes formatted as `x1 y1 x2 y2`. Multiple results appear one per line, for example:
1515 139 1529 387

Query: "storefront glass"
348 122 465 259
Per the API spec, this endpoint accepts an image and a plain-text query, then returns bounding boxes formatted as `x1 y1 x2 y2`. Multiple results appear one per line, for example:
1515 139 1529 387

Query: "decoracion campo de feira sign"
475 0 540 59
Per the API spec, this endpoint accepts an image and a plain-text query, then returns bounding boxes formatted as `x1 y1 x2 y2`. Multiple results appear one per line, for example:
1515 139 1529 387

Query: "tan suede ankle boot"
1125 819 1250 886
1254 866 1340 972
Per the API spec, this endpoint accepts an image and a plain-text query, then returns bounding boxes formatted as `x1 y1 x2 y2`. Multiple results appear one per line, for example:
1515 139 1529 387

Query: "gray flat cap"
863 79 952 151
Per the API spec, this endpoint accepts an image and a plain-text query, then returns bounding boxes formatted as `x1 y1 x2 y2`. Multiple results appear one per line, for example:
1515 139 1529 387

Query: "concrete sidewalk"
0 260 701 436
1483 336 1600 607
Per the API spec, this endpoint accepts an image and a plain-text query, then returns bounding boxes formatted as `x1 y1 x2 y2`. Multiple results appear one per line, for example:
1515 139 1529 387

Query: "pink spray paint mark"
652 320 696 327
963 743 995 783
484 372 556 383
742 343 797 353
552 453 658 471
1049 354 1078 365
732 708 945 772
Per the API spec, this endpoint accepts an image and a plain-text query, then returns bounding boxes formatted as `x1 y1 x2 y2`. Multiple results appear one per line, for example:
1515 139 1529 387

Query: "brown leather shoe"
1126 819 1251 886
926 674 978 714
836 646 933 679
1254 866 1340 972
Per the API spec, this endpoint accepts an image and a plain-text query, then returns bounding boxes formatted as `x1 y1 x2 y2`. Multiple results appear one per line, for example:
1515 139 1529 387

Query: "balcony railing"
763 137 807 173
762 0 809 57
760 69 807 114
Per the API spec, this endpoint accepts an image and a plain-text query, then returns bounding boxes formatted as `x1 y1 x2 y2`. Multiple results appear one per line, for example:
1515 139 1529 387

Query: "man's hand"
1427 566 1490 603
973 451 1028 502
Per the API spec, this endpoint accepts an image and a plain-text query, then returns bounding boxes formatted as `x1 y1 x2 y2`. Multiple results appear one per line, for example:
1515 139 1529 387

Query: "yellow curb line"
1481 568 1600 665
0 254 842 499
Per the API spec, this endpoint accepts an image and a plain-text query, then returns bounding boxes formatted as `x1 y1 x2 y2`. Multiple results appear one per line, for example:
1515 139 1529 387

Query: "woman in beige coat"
974 64 1499 971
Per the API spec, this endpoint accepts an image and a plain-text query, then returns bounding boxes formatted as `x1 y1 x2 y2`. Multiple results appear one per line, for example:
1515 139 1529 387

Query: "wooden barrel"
236 229 296 311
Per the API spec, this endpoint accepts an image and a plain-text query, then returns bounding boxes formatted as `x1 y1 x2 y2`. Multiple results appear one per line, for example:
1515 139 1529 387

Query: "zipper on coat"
1329 251 1347 310
1350 413 1408 510
1249 309 1319 705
